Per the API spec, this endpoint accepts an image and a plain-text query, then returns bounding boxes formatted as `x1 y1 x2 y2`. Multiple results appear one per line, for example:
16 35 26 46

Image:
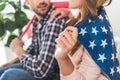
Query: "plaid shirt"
20 5 67 79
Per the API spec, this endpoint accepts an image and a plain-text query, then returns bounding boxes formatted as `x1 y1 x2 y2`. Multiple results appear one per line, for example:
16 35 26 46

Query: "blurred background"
105 0 120 36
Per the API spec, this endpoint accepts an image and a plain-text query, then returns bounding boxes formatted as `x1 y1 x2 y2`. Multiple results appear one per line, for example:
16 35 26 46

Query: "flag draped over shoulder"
75 7 120 80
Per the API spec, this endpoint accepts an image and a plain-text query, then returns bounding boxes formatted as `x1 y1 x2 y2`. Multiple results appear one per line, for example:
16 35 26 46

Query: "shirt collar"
42 4 55 22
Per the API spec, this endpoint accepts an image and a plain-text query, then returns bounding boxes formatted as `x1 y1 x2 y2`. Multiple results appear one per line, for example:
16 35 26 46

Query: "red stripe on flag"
19 15 36 41
52 1 69 8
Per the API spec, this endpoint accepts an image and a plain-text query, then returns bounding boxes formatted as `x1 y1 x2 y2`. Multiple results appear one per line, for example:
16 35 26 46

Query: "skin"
69 0 82 9
55 26 78 76
69 0 85 22
25 0 51 20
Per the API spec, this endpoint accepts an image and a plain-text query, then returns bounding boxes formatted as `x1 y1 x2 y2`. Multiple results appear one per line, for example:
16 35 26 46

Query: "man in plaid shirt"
0 0 67 80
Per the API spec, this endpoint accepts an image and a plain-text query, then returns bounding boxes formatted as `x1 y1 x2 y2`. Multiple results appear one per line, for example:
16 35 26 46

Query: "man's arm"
20 18 67 79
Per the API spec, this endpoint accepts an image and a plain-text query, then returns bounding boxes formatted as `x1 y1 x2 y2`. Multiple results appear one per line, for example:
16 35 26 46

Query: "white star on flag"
89 40 96 49
100 39 108 48
116 52 119 59
79 28 87 36
105 15 109 21
111 39 114 46
111 53 115 62
89 19 92 23
92 27 98 35
116 66 120 74
101 26 108 34
98 53 106 63
98 15 104 21
110 27 113 32
110 67 115 76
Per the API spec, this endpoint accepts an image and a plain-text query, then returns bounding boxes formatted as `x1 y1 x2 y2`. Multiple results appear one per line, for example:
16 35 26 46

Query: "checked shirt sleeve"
20 18 67 79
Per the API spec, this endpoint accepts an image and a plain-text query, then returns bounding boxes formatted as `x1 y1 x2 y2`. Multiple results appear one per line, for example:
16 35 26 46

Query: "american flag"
75 7 120 80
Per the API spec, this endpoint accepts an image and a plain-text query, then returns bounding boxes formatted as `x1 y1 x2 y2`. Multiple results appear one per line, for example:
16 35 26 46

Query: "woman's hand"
55 26 78 76
50 8 72 21
55 26 78 60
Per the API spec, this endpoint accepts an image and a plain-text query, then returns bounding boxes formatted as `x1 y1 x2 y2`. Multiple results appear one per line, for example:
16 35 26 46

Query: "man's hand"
50 8 71 22
0 63 10 68
0 57 19 68
10 38 25 59
10 38 24 48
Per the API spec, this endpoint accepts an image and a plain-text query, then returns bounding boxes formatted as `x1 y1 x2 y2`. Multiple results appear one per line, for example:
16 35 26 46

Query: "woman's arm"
55 26 78 76
56 55 74 76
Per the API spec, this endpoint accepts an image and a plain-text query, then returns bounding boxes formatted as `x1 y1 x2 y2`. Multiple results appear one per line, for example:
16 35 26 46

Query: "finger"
10 39 15 49
55 32 66 48
65 26 78 41
50 9 61 21
59 33 73 50
58 14 67 19
14 38 24 46
55 37 67 49
63 31 76 47
0 63 9 68
9 38 20 49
